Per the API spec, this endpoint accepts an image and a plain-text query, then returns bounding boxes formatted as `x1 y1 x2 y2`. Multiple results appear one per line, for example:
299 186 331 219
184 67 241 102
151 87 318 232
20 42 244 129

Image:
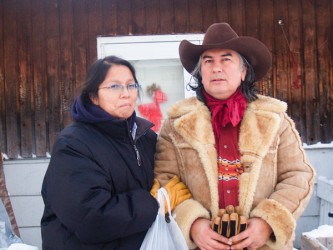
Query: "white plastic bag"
140 188 188 250
7 243 38 250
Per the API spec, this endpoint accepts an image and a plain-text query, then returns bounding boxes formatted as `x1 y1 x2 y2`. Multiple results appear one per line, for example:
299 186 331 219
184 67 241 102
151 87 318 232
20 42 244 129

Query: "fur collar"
167 95 288 216
167 95 287 150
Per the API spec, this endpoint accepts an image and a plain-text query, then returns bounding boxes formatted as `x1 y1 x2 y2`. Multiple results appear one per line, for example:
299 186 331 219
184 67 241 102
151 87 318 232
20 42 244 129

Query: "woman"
41 56 160 249
154 23 315 250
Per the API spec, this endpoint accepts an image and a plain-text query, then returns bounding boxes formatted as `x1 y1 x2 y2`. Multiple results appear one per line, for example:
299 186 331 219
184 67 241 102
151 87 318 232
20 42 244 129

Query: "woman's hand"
229 217 273 249
190 218 231 250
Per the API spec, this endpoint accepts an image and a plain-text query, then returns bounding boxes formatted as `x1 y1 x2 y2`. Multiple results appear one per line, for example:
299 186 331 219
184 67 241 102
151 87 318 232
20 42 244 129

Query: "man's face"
200 48 247 100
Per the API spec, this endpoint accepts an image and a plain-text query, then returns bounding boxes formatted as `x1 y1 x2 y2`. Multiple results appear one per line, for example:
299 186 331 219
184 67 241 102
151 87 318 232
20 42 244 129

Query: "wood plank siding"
0 0 332 159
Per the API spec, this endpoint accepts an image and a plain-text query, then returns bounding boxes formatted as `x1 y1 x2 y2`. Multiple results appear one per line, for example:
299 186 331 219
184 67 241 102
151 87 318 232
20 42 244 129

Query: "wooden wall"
0 0 332 159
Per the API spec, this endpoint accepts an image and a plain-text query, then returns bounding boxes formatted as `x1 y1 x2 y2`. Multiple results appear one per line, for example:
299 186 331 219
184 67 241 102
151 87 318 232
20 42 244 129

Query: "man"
154 23 315 250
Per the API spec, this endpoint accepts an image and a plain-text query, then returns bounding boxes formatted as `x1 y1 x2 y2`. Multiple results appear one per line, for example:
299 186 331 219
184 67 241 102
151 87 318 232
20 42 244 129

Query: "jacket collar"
168 95 287 216
239 95 287 158
92 116 154 143
167 95 287 153
168 97 215 147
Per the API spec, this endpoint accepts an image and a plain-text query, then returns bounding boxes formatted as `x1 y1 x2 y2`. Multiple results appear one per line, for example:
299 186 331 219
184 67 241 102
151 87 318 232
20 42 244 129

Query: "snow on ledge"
318 176 333 184
303 141 333 149
302 225 333 238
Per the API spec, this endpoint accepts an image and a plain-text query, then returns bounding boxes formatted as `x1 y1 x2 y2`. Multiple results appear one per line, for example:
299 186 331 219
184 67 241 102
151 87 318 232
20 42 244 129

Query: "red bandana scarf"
203 89 247 143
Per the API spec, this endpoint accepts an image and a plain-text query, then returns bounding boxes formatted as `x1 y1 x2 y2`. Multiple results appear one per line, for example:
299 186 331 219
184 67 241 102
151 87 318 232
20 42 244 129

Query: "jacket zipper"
133 144 142 166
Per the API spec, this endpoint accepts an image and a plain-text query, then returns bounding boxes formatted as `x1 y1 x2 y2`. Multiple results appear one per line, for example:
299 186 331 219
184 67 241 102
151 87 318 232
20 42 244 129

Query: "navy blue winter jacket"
41 97 159 249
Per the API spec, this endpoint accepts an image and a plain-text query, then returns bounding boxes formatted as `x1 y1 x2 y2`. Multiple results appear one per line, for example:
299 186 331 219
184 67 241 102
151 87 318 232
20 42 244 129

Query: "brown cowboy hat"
179 23 272 81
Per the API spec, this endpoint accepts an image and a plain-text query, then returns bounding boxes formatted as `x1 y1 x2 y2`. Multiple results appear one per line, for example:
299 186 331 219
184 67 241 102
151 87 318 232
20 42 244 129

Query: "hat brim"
179 36 271 81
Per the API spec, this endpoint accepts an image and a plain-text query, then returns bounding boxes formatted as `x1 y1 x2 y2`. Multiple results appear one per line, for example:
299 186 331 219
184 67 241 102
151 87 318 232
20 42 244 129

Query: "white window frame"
97 34 204 98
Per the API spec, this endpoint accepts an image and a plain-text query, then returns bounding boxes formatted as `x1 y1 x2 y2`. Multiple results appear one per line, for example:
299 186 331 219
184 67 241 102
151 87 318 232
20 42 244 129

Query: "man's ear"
241 67 247 81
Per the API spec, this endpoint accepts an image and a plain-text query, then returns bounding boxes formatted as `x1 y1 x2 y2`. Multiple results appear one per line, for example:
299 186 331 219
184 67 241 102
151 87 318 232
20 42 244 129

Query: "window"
97 34 204 132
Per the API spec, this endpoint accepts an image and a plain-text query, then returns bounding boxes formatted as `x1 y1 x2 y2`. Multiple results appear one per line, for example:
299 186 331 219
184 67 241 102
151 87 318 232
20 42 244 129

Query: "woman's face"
200 48 246 100
91 65 138 119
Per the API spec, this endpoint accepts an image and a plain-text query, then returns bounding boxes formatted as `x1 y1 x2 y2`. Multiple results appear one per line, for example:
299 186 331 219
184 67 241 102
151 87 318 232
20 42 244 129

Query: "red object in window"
154 90 167 104
138 89 167 132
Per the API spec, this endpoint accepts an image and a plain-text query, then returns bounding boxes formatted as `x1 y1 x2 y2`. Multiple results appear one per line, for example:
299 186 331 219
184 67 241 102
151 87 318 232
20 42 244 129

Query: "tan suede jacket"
154 95 315 250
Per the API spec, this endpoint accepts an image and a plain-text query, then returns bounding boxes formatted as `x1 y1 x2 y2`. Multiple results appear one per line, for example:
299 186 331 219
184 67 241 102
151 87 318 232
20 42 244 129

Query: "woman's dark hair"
188 53 257 102
80 56 139 105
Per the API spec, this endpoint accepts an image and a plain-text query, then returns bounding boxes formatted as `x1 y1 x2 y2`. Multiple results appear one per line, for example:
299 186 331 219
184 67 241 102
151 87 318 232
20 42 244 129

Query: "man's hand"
229 217 273 249
191 218 230 250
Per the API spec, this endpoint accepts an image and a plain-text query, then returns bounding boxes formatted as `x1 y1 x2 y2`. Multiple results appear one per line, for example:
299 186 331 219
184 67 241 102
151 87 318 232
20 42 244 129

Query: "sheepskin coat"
154 95 315 250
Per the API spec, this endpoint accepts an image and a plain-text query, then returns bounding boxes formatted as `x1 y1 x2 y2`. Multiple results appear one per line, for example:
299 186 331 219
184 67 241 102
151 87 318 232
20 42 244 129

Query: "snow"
302 225 333 238
318 175 333 185
303 141 333 149
1 153 8 160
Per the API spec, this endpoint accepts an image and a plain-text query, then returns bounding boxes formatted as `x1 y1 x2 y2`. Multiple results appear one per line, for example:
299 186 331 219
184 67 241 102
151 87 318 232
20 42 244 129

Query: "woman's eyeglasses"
99 83 140 93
